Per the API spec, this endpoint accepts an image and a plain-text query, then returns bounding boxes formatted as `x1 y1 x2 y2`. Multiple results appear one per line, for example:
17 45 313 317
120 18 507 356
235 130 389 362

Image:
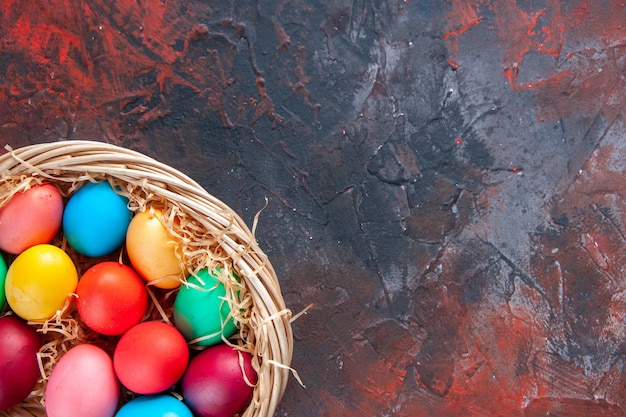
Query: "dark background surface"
2 1 626 416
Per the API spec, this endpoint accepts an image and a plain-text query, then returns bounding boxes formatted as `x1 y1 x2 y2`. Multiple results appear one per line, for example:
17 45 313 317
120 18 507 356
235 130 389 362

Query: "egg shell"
0 316 41 410
76 261 148 335
0 255 6 310
173 268 238 346
63 181 131 257
0 183 64 254
181 343 257 417
45 344 119 417
126 208 185 289
114 321 189 394
5 244 78 321
115 395 193 417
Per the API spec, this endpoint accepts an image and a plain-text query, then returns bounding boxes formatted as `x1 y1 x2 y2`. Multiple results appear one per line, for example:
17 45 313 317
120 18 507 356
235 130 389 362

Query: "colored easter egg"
0 316 41 410
45 344 119 417
182 344 257 417
5 244 78 321
63 181 131 257
173 268 238 347
115 395 193 417
126 208 185 289
0 255 6 310
0 183 64 254
114 321 189 394
76 262 148 335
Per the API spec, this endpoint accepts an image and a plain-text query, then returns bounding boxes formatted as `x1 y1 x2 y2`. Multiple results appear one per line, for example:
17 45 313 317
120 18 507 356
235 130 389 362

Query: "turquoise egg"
173 268 238 346
0 254 6 309
62 182 131 257
115 395 193 417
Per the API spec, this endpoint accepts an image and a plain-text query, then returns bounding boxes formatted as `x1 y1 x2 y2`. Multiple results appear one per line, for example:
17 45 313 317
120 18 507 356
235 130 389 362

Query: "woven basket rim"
0 140 294 417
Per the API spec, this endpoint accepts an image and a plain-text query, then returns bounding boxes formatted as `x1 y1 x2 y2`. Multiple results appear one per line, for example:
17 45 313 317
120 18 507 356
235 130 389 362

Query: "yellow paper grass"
0 141 293 417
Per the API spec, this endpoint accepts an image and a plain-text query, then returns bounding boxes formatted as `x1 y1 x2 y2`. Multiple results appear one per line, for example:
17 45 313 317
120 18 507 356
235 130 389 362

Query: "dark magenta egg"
182 344 257 417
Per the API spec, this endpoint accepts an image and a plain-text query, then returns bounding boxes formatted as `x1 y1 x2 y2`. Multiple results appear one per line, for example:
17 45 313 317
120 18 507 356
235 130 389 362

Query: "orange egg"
126 209 185 289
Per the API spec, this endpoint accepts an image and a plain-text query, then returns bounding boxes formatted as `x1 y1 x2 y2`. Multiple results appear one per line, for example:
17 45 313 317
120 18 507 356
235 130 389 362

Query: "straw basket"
0 140 293 417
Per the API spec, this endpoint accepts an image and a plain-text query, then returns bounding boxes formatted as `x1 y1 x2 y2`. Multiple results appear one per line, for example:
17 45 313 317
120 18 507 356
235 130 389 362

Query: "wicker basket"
0 140 293 417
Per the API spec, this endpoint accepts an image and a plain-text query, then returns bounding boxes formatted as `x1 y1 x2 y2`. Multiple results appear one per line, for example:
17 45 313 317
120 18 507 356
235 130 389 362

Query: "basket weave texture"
0 140 293 417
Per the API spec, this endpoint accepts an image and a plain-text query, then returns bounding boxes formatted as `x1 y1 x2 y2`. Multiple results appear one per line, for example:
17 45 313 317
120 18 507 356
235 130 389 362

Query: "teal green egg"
115 395 193 417
173 268 238 346
0 254 6 309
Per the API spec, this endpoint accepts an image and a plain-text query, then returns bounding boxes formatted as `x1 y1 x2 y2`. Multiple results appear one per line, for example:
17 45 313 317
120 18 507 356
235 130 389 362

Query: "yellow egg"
5 244 78 321
126 209 185 289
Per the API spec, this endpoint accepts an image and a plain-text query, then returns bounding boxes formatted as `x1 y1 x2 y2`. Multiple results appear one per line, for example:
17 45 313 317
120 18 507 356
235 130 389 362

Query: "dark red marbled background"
2 1 626 416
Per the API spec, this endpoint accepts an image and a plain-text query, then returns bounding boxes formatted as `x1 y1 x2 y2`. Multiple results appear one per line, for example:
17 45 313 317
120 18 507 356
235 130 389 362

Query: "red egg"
0 183 64 254
76 262 148 336
114 321 189 394
0 315 41 410
182 344 257 417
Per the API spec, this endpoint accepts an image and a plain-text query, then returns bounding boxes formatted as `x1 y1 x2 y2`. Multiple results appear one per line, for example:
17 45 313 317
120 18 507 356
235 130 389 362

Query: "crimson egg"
0 315 41 410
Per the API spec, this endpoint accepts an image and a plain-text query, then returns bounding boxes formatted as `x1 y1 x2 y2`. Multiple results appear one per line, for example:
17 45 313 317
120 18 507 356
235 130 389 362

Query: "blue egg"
115 395 193 417
62 181 131 257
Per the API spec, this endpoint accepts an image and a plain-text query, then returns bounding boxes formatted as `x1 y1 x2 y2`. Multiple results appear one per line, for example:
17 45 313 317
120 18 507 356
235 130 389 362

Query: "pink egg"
182 344 257 417
0 183 64 254
45 344 119 417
